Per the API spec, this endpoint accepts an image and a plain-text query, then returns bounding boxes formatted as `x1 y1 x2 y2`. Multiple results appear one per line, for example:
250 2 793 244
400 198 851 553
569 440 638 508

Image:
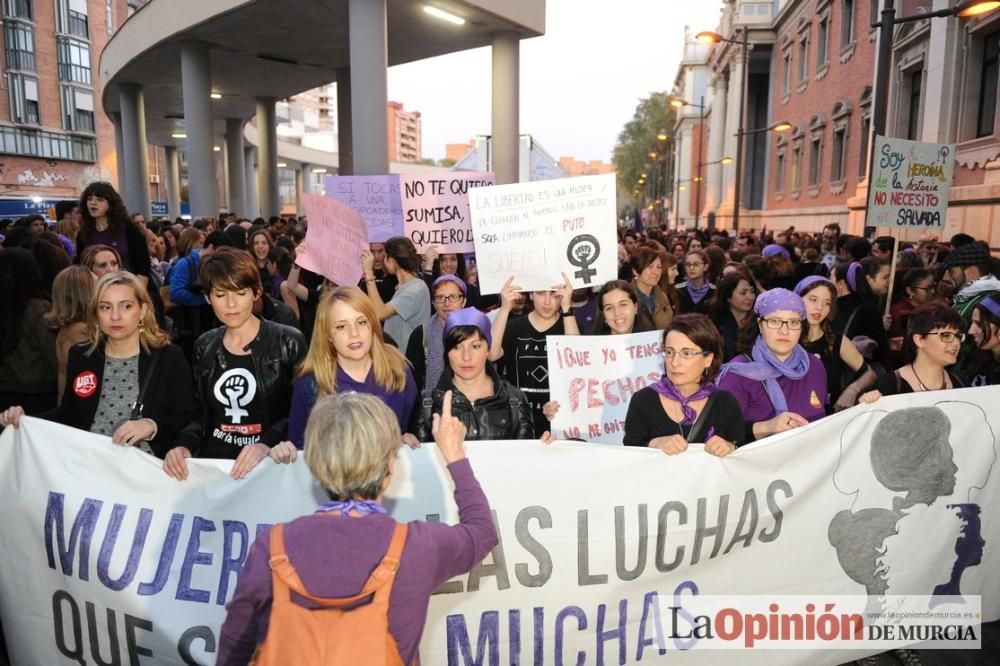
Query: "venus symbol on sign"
567 234 601 285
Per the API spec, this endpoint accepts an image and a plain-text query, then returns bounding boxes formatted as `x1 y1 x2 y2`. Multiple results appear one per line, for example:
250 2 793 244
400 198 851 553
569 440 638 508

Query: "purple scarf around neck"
717 336 811 414
686 280 712 305
649 375 717 425
316 499 387 516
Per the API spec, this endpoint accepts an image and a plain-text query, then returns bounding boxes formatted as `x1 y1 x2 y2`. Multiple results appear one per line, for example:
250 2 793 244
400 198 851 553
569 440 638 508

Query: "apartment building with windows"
0 0 131 215
387 100 421 162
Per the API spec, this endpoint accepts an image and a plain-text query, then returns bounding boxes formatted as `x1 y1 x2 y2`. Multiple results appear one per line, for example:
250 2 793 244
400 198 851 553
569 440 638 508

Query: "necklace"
910 364 945 391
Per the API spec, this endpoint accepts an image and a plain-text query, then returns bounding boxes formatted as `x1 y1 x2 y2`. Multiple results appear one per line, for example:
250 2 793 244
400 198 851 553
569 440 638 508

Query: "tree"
612 92 676 212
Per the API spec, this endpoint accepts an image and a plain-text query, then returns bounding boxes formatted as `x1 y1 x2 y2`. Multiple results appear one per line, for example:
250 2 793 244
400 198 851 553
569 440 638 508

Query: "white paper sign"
546 331 664 444
867 136 955 229
468 173 617 294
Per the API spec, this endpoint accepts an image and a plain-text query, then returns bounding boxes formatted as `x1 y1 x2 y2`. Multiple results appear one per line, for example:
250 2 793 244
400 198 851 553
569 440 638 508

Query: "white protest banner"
468 173 618 295
400 172 494 253
546 331 663 444
867 136 956 229
2 387 999 664
297 193 369 286
326 174 404 241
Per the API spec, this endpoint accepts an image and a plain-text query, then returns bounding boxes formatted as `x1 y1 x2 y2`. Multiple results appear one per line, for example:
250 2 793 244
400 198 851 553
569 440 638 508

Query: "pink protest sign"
399 172 494 253
298 193 370 286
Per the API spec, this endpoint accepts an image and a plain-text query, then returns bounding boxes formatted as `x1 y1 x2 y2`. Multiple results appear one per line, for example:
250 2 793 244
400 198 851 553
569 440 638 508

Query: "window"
859 113 871 177
57 37 91 84
106 0 114 36
0 125 96 161
8 73 40 124
809 137 823 186
2 0 32 19
870 0 880 28
782 49 792 97
978 31 1000 137
127 0 138 17
818 17 830 68
791 145 802 191
775 152 786 193
841 0 855 48
906 70 922 140
62 86 95 133
798 36 810 84
56 0 89 39
4 21 35 71
831 127 847 182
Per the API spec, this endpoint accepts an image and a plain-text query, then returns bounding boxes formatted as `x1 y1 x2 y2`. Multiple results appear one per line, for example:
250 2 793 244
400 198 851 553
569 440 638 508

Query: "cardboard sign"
867 137 955 229
400 172 494 253
468 173 617 294
546 331 664 444
297 193 369 286
326 174 403 241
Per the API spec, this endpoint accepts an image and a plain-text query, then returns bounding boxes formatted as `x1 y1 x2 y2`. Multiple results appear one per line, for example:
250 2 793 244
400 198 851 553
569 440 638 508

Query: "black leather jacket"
411 364 535 441
176 319 307 453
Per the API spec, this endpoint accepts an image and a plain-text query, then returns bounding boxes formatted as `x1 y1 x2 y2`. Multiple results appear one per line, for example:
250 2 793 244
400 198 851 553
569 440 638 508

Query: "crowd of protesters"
1 182 999 660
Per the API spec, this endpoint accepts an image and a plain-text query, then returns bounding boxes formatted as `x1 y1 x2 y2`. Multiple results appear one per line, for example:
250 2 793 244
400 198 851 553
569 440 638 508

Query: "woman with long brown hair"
44 266 95 404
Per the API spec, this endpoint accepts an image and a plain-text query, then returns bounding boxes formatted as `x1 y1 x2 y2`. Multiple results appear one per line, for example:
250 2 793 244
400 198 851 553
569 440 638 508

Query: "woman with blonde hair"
286 286 418 449
45 266 95 404
0 272 194 457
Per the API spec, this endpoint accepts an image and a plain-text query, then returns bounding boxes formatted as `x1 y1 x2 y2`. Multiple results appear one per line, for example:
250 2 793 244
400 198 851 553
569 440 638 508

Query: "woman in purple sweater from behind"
218 390 498 663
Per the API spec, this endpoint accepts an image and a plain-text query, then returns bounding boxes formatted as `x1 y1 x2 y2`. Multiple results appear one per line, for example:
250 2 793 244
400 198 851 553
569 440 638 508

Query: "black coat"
177 319 307 453
410 364 535 441
40 343 194 458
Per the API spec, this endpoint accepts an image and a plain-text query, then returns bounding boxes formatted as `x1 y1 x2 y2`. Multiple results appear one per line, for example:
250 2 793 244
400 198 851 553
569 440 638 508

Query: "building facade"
671 27 713 228
557 155 615 176
0 0 133 217
387 100 421 162
676 0 1000 247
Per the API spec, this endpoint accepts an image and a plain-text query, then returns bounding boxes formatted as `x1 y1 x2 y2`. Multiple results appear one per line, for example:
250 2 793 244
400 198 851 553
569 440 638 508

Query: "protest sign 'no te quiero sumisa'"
468 173 618 295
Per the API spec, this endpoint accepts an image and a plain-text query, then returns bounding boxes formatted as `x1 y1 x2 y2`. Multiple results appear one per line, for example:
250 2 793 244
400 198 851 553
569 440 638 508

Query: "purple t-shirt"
717 352 828 426
216 459 498 665
87 226 130 270
287 365 418 448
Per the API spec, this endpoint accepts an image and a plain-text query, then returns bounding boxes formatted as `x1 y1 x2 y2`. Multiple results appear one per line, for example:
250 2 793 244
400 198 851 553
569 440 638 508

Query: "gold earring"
139 321 146 334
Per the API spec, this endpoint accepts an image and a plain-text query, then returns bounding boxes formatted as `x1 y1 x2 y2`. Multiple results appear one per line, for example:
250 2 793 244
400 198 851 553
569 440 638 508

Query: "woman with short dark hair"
860 303 967 402
629 247 674 328
623 314 744 456
677 249 715 315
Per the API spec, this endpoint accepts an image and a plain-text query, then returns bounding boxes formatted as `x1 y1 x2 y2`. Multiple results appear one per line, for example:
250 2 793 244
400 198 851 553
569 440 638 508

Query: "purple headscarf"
433 274 467 296
762 244 791 260
717 288 811 414
846 262 862 293
444 307 492 346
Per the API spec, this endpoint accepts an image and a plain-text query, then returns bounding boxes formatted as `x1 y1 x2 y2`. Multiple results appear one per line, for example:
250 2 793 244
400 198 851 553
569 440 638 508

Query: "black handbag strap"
130 350 161 420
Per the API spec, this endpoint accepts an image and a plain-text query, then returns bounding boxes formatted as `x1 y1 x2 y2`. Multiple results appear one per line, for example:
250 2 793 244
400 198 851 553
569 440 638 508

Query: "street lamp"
670 96 708 228
867 1 999 228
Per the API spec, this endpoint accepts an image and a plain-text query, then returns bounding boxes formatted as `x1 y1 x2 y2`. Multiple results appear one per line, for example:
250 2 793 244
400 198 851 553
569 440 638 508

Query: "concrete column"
255 97 280 216
180 41 218 218
336 67 353 175
348 0 388 174
112 113 126 193
491 31 520 184
922 1 961 144
118 85 150 216
301 163 313 194
295 168 304 215
165 145 181 220
720 56 743 211
706 75 728 211
225 117 247 217
678 126 694 223
244 146 258 218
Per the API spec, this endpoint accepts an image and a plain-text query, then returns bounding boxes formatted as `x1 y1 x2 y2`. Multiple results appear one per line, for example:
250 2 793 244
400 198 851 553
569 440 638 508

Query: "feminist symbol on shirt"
567 234 601 285
213 368 257 424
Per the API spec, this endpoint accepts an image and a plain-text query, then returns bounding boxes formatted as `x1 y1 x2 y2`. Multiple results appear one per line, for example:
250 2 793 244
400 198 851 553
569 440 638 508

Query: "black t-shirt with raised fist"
203 350 268 459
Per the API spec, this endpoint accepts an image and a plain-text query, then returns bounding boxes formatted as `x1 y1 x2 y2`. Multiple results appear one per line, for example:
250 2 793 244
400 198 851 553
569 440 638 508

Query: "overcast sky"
387 1 725 163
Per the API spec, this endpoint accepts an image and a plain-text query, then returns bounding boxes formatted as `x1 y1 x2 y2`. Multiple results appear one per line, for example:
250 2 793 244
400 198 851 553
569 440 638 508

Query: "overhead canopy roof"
100 0 545 148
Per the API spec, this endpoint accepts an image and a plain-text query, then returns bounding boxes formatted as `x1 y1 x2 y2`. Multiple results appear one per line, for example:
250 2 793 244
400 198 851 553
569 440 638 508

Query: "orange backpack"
251 522 410 665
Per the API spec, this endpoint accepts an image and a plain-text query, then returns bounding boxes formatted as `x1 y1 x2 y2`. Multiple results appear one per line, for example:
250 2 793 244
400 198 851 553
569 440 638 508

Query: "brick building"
0 0 137 218
387 100 421 162
556 155 615 176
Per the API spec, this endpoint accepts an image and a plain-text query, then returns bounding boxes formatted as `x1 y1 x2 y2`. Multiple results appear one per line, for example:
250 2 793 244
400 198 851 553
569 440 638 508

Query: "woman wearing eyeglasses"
677 249 715 315
887 268 936 367
717 288 828 441
623 314 744 457
859 303 966 402
406 275 467 390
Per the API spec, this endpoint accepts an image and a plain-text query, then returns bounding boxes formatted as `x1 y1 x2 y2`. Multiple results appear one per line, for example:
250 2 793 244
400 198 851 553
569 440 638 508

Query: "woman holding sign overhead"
362 236 431 351
489 273 579 437
623 314 743 456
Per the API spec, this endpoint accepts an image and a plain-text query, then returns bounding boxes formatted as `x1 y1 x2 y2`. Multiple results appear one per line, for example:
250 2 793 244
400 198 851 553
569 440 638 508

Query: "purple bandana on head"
846 262 862 293
763 244 791 260
433 274 467 296
754 287 807 320
794 275 834 296
718 288 811 414
980 296 1000 322
444 307 492 346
